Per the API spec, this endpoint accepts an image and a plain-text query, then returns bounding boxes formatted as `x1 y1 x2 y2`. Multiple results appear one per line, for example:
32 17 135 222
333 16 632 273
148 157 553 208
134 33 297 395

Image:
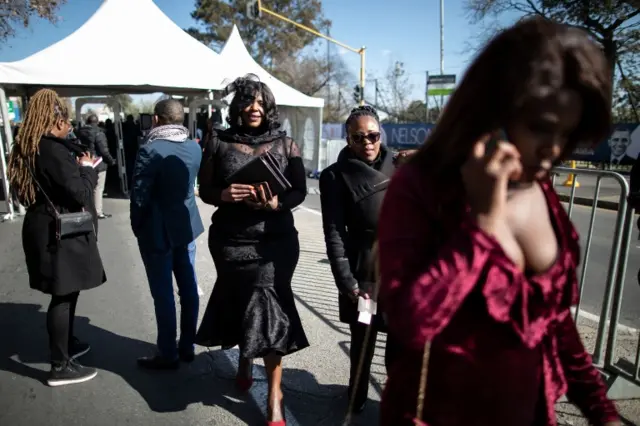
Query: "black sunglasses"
350 132 381 145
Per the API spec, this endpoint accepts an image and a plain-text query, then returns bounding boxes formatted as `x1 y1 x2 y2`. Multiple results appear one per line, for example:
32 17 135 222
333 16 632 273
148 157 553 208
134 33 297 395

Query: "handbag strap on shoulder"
27 161 60 218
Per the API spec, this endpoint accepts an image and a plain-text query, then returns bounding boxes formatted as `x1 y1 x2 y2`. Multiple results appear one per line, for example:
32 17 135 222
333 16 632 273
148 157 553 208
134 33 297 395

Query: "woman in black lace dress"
196 76 309 426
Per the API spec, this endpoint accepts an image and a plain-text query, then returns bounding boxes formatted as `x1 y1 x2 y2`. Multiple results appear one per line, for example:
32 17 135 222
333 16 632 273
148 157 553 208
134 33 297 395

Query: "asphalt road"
1 196 639 425
304 177 640 329
552 171 630 202
0 200 384 426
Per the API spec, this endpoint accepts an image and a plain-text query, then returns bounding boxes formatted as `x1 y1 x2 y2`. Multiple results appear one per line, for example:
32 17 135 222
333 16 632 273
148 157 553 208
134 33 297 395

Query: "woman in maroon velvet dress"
377 17 621 426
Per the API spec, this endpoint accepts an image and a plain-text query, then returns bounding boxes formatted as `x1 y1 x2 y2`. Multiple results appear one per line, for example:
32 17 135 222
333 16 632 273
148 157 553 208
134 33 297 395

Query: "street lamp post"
249 0 366 106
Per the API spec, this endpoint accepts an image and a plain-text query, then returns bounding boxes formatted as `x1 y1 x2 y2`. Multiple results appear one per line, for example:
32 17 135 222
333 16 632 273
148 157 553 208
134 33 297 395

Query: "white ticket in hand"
358 311 373 325
357 296 377 325
357 296 377 315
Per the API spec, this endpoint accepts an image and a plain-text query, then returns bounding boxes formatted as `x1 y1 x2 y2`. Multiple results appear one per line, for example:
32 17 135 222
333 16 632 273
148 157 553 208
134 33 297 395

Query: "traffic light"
353 85 362 104
246 0 261 20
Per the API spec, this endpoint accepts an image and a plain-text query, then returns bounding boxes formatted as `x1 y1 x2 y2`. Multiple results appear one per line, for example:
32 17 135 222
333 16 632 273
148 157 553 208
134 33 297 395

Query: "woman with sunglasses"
319 105 399 414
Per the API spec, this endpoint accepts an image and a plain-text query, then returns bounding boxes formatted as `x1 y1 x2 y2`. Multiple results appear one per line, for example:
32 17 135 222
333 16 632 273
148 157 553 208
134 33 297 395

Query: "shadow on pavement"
281 366 380 425
0 302 267 424
292 284 387 401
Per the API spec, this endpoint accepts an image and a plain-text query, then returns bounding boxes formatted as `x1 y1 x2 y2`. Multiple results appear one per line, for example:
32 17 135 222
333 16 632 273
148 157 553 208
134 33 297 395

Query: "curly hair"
8 88 69 206
344 105 380 133
412 16 612 173
223 74 280 131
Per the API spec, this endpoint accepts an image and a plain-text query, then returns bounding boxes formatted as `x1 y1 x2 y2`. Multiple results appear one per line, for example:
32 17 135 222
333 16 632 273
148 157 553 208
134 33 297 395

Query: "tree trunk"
601 35 617 100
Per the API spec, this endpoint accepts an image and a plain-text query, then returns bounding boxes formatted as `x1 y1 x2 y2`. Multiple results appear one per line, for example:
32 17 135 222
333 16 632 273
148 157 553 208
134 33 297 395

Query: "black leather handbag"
29 166 95 240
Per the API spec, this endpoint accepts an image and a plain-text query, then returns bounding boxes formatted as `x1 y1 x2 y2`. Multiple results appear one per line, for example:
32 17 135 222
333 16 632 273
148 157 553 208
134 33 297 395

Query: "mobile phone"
486 129 508 156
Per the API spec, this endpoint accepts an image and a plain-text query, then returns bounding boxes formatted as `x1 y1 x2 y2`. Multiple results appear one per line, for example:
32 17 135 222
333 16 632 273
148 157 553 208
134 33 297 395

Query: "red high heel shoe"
235 375 253 392
236 357 254 392
266 396 285 426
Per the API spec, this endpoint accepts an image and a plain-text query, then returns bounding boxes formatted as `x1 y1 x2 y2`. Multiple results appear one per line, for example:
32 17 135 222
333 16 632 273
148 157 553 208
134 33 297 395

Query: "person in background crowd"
12 122 21 140
130 99 203 370
319 105 400 414
377 17 621 426
196 75 309 426
200 116 215 150
123 114 141 189
77 114 117 219
8 88 106 387
104 118 118 157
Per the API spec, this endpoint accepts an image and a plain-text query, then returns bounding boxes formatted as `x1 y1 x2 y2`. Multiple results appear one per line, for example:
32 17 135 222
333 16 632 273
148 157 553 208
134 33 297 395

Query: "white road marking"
296 206 322 216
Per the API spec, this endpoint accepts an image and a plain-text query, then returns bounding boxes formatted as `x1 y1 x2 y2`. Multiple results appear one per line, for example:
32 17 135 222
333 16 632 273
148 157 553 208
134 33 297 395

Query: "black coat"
22 136 107 296
319 145 395 329
76 125 116 172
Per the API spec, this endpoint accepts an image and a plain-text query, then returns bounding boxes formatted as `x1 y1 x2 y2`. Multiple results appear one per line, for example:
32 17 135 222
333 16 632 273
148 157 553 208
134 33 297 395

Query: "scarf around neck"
146 124 189 143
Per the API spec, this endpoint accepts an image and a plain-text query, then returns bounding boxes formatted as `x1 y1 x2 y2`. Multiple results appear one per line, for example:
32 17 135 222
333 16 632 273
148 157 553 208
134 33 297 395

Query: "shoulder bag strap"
27 162 60 218
414 340 431 425
342 241 431 426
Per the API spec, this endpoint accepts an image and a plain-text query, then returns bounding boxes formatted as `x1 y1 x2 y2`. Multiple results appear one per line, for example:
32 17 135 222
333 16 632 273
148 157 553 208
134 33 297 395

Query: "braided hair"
8 88 69 206
344 105 380 134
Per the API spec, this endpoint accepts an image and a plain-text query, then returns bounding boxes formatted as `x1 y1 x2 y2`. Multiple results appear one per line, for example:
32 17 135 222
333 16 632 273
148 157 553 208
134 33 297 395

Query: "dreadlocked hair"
8 88 68 206
344 105 380 132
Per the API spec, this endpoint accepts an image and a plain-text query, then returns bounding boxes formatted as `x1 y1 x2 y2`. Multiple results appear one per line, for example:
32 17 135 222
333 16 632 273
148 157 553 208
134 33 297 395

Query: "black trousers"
47 291 79 365
348 323 400 406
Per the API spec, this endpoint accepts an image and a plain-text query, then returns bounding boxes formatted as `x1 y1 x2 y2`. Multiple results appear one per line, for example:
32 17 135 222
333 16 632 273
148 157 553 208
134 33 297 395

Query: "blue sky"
0 0 521 102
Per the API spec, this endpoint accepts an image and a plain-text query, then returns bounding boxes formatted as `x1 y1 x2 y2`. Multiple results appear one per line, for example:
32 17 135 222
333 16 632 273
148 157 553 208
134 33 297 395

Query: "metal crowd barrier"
551 166 640 398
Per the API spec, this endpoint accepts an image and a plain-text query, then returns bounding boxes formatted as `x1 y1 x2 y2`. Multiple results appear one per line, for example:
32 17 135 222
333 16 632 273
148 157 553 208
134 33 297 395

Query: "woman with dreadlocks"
196 75 309 426
9 88 106 387
319 105 402 415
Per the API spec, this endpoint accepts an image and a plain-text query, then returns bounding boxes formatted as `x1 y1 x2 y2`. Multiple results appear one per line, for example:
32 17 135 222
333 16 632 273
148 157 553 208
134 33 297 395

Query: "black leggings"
47 292 79 365
348 323 398 406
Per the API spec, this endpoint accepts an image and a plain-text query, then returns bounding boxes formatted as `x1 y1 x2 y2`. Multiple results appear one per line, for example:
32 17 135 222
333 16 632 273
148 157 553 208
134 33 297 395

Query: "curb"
557 194 620 211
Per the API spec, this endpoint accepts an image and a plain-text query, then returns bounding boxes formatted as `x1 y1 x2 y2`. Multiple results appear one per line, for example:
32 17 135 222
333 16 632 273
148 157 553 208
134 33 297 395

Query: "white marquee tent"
0 0 326 219
219 26 324 175
0 0 232 219
0 0 228 96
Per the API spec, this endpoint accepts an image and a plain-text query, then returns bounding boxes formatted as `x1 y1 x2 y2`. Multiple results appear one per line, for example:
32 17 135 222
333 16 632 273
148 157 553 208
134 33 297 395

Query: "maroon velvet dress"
377 164 620 426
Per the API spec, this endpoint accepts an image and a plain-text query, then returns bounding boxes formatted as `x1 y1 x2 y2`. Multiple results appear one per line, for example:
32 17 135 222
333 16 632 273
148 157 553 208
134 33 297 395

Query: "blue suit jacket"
130 138 204 252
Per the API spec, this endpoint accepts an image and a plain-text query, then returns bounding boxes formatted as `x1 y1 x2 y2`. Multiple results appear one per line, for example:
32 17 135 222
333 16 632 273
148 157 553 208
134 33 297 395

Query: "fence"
552 167 640 399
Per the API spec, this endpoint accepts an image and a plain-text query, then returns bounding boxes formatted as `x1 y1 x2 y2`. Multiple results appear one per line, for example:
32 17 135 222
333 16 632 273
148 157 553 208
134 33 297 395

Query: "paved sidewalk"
0 198 639 425
0 199 381 426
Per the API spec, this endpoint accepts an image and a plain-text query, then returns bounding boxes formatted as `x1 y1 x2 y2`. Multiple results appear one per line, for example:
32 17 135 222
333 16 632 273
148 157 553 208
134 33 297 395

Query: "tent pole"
317 106 323 174
0 86 15 221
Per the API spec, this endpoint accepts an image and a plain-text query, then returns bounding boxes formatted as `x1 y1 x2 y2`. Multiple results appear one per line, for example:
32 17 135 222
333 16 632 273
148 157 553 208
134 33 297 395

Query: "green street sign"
6 101 13 113
427 88 454 96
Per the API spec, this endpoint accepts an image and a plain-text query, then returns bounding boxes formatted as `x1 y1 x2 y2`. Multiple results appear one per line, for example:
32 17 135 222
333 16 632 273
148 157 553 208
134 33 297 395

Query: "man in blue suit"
130 99 204 370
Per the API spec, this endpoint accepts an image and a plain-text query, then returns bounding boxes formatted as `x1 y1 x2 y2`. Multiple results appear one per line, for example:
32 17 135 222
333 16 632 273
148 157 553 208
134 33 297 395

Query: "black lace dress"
195 128 310 359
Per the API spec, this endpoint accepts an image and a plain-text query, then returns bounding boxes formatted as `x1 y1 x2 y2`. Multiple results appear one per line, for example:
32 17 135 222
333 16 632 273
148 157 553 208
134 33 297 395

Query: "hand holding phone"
485 129 508 157
461 129 522 229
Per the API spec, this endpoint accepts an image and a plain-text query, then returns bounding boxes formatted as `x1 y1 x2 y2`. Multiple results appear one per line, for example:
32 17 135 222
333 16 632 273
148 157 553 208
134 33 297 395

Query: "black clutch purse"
29 165 95 240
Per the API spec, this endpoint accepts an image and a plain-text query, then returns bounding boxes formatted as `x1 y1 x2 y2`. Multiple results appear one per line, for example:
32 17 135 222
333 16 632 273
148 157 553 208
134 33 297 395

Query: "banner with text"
323 123 640 164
